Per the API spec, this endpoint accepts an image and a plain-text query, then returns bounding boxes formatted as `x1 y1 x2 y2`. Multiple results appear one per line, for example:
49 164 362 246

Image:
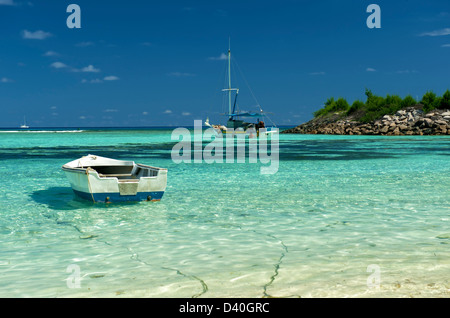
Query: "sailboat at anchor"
205 43 277 137
20 116 29 129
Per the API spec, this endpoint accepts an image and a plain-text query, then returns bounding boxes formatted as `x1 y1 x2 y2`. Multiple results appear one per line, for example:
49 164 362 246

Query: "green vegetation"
313 97 349 117
313 89 450 123
421 90 450 112
421 91 437 112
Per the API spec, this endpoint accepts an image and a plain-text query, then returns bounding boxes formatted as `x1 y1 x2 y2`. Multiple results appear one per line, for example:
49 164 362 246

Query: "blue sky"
1 0 450 127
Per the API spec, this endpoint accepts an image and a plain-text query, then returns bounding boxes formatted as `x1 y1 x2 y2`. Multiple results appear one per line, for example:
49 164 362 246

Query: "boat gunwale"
62 162 167 172
61 165 88 173
135 163 168 171
61 165 164 181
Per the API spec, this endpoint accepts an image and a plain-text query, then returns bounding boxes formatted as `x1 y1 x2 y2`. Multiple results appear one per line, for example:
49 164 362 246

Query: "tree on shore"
313 89 449 122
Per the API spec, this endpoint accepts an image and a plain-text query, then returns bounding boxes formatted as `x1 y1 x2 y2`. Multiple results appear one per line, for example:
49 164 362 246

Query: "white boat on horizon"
62 154 167 203
20 116 29 129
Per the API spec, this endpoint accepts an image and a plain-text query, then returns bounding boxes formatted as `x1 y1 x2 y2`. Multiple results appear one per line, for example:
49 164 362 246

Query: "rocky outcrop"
282 107 450 135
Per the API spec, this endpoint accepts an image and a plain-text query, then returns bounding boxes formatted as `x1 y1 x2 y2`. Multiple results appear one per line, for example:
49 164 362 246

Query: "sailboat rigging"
205 42 277 137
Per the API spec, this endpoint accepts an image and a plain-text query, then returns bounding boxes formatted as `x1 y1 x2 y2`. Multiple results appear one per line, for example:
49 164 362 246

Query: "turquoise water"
0 128 449 297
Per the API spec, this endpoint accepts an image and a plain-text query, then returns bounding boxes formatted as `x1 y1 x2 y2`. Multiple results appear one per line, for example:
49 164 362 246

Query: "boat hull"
72 189 164 203
62 155 167 203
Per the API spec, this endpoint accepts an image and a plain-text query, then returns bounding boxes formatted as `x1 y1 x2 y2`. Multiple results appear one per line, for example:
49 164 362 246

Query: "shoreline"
282 107 450 136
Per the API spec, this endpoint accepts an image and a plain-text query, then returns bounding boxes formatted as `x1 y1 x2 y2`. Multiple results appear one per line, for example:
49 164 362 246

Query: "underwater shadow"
31 187 142 211
30 187 96 211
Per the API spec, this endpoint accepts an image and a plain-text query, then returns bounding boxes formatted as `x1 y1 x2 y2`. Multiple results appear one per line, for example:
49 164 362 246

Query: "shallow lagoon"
0 129 449 297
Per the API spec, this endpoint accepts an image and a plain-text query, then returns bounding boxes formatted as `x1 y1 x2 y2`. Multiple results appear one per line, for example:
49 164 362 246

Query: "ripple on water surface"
0 131 449 297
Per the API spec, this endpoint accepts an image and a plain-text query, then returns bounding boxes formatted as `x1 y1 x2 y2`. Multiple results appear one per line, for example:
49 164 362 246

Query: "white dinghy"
62 154 167 203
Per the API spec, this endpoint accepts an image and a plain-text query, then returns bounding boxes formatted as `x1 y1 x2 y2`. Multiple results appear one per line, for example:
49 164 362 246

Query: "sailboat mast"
228 45 232 119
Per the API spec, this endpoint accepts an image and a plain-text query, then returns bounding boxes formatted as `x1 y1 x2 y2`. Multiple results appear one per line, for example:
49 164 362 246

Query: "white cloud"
81 65 100 73
182 112 191 116
167 72 196 77
50 62 101 74
43 51 59 57
163 109 172 114
366 67 377 72
208 53 227 60
419 28 450 36
441 44 450 47
1 77 13 83
103 75 119 81
50 62 68 69
81 76 119 84
104 109 118 112
0 0 16 6
142 111 148 115
22 30 52 40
